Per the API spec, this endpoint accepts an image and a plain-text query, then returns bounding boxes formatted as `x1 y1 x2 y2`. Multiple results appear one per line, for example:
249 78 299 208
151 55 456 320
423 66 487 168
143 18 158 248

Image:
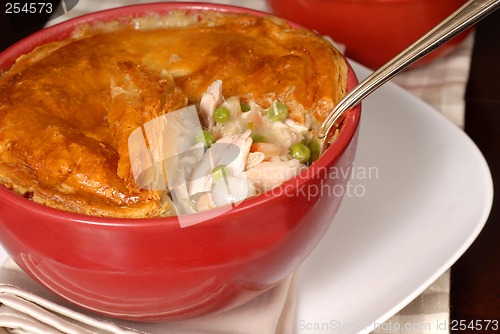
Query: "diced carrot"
250 142 286 159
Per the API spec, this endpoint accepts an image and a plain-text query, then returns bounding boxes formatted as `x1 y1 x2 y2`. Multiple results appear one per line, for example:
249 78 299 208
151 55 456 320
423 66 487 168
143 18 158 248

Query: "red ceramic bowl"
268 0 470 69
0 3 361 321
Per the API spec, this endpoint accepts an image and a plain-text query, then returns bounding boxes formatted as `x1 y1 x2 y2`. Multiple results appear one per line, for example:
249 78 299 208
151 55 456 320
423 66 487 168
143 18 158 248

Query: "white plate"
0 62 493 334
294 62 493 333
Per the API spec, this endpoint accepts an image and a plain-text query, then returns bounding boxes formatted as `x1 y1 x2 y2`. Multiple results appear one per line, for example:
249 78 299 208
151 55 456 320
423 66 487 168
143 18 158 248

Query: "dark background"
0 0 71 51
1 0 499 328
453 7 500 326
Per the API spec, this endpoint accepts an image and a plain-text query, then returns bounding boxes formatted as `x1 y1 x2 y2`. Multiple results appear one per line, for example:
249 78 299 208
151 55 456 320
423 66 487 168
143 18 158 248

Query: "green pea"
213 106 231 124
195 130 215 148
290 143 310 164
212 165 228 183
267 102 289 122
251 134 267 143
240 103 251 112
308 139 321 162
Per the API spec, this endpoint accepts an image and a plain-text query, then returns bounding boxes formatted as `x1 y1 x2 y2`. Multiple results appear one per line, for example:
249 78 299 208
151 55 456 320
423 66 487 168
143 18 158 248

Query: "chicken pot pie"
0 10 348 218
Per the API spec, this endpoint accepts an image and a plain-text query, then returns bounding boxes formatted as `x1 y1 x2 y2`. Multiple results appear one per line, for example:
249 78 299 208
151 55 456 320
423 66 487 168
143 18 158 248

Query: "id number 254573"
5 2 53 14
451 319 498 331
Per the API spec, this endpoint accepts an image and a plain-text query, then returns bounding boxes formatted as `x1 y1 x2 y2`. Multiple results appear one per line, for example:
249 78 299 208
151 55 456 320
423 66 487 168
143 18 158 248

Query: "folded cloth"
371 271 451 334
0 259 296 334
393 34 475 129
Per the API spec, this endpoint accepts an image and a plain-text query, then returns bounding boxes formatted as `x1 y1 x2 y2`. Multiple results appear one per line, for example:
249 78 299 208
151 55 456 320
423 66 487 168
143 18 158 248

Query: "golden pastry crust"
0 10 347 217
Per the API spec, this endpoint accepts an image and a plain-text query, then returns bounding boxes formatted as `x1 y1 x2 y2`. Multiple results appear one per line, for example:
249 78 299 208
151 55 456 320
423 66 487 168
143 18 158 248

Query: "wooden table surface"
452 7 500 328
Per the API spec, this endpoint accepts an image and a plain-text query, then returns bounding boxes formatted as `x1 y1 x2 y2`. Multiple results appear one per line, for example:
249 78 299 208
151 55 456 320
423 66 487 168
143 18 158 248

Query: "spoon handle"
318 0 500 139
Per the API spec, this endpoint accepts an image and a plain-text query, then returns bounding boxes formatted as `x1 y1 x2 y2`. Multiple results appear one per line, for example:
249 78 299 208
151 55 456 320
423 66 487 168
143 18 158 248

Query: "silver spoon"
317 0 500 153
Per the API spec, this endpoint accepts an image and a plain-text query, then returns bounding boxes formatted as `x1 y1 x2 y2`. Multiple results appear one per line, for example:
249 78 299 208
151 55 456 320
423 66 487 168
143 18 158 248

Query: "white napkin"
0 259 296 334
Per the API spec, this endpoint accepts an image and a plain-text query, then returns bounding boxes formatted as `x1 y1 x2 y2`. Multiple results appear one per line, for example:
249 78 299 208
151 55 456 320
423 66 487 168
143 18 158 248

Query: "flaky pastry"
0 10 347 217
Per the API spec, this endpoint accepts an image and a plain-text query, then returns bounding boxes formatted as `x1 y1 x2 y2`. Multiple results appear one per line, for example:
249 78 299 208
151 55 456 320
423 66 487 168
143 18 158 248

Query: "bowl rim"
0 2 361 228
